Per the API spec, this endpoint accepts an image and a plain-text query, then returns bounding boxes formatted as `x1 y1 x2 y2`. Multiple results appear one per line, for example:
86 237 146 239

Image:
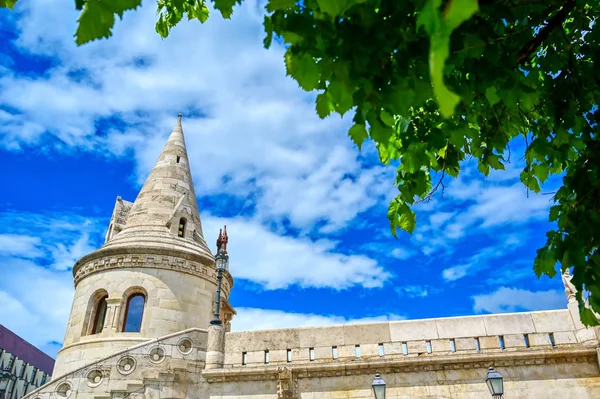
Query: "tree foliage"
3 0 600 323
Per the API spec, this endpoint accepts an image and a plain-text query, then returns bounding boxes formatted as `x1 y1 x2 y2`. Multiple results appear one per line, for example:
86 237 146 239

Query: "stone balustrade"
223 309 594 368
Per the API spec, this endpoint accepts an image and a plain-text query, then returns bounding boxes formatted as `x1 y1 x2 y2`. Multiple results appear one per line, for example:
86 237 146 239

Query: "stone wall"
54 266 221 377
223 310 589 368
25 328 209 399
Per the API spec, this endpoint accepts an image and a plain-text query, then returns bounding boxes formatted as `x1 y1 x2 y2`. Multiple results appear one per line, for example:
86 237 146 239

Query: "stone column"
104 297 123 334
205 324 225 369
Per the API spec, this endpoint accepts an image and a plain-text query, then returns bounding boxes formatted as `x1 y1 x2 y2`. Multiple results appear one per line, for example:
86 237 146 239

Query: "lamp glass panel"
372 384 386 399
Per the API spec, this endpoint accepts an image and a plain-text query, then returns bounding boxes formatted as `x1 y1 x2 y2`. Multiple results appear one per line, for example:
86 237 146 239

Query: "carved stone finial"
562 268 577 303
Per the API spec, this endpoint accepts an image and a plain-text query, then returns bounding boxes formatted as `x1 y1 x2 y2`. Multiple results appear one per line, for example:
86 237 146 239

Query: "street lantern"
210 247 229 326
215 248 229 271
485 366 504 398
372 371 386 399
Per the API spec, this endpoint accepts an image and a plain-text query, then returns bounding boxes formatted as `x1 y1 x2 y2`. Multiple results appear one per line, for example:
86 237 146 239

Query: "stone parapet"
222 309 593 368
24 328 209 399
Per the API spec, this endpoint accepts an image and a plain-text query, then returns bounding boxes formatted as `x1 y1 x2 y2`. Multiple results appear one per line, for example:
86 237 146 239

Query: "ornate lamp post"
0 368 15 399
210 245 229 326
485 366 504 398
372 371 386 399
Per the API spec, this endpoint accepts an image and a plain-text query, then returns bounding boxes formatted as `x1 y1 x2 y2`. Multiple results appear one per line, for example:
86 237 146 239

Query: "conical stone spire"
92 114 212 260
125 114 201 231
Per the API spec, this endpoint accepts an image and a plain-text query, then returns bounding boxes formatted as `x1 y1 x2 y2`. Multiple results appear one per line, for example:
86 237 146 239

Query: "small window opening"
176 156 181 163
549 333 556 347
332 346 338 360
91 295 108 334
122 293 145 333
309 348 315 361
178 217 186 237
524 334 530 348
355 345 361 358
264 350 270 364
378 343 385 357
426 341 432 354
475 337 481 352
499 336 505 350
450 339 456 353
402 342 408 356
287 349 292 362
242 352 247 365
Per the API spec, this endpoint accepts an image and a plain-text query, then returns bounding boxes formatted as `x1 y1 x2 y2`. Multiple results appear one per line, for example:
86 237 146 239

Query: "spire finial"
178 113 183 122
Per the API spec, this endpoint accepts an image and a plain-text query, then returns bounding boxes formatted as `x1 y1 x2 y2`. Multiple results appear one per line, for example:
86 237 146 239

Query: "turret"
53 115 234 377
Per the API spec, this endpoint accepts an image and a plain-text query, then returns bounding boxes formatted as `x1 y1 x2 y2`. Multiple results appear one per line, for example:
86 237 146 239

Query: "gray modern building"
0 325 53 399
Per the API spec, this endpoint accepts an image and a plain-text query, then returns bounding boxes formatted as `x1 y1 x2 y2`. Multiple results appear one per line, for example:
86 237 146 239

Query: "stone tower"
53 115 234 377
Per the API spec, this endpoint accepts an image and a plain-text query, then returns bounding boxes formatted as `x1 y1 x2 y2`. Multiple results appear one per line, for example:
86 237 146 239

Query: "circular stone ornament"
117 356 137 375
56 382 72 398
85 369 104 387
177 337 193 355
148 346 166 364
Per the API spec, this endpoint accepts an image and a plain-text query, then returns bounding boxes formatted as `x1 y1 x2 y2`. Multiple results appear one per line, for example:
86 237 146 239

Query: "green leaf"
328 81 354 116
370 120 393 144
485 86 500 106
0 0 17 9
75 0 141 45
380 109 395 127
580 307 600 327
285 51 320 91
534 245 556 277
316 0 351 17
549 205 560 222
213 0 241 18
477 161 490 176
266 0 296 12
388 198 417 236
444 0 478 30
264 16 274 48
316 92 333 118
348 124 369 150
418 0 478 117
487 154 505 170
520 170 541 193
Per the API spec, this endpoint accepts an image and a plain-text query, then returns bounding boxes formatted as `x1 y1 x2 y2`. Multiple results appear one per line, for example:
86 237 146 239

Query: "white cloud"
0 0 395 234
0 257 74 357
472 287 566 313
390 247 415 260
441 235 529 282
0 234 44 258
203 214 392 290
442 265 470 281
395 285 431 298
231 307 405 331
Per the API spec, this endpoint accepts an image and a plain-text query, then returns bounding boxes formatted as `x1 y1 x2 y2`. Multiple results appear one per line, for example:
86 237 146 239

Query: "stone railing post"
205 324 225 369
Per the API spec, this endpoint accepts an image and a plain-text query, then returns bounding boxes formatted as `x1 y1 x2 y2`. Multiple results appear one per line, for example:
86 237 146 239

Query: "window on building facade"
91 295 108 334
178 218 186 238
122 293 145 332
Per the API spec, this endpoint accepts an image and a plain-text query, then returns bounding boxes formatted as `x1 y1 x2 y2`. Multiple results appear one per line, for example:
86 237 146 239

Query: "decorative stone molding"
177 337 194 355
73 253 234 296
276 367 297 399
85 369 104 387
148 346 167 364
55 382 73 398
203 347 597 383
117 356 137 375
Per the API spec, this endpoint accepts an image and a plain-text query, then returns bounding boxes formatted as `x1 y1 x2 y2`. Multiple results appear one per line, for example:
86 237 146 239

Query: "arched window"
91 295 108 334
122 294 145 332
178 217 186 238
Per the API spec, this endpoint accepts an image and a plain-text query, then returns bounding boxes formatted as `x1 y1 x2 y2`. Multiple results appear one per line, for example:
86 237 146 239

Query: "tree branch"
516 0 576 65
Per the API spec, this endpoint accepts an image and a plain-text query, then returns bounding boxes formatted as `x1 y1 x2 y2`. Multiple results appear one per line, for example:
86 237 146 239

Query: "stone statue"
562 268 577 303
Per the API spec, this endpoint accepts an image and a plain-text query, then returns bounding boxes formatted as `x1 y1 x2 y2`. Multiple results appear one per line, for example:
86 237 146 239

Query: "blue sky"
0 0 567 359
